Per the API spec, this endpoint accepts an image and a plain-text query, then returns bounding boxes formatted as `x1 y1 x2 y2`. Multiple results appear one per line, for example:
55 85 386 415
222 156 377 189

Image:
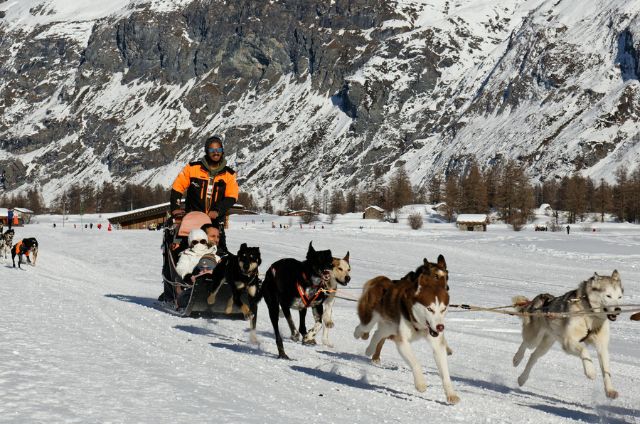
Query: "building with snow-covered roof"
456 214 488 231
108 202 248 230
363 206 385 220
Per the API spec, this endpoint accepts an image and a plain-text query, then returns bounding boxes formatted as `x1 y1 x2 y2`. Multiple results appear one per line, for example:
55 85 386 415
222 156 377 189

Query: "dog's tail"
356 277 389 330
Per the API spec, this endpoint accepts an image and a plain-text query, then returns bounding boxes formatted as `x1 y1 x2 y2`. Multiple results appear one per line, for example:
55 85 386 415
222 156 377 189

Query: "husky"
299 252 351 347
12 237 38 268
512 270 623 399
354 255 459 404
205 243 262 321
256 242 333 359
0 228 14 260
370 256 453 362
319 252 351 347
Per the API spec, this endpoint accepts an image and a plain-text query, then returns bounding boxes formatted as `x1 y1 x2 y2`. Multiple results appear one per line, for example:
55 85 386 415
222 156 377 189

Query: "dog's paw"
606 389 619 399
206 293 217 305
415 380 427 393
249 331 259 345
371 357 381 365
446 392 460 405
584 362 596 380
322 340 334 348
290 332 301 342
353 327 363 339
302 338 317 346
240 304 251 316
325 320 334 329
517 374 528 387
513 350 524 367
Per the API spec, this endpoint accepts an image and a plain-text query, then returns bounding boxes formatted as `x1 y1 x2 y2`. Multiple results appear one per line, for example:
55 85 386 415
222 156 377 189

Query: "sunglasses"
207 147 224 154
191 239 208 246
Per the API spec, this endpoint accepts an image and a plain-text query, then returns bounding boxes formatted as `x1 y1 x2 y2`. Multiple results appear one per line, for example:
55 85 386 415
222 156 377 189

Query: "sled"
159 211 246 319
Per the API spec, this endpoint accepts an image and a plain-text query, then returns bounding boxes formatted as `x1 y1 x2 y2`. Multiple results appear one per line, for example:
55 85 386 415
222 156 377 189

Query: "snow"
1 211 639 423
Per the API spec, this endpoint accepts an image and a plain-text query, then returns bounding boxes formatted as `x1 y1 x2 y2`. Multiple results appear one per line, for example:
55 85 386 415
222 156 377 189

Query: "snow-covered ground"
1 211 639 423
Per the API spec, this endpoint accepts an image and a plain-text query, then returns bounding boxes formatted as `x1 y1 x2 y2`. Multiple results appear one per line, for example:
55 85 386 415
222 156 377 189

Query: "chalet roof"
13 207 34 214
456 214 488 223
108 202 246 224
364 205 385 212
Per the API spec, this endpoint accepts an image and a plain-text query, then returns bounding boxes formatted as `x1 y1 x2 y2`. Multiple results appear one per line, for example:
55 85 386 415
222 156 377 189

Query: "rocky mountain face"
1 0 639 205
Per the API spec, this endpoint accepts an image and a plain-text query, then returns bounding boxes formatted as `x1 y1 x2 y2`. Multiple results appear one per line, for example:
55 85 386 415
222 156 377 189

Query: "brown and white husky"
354 255 459 404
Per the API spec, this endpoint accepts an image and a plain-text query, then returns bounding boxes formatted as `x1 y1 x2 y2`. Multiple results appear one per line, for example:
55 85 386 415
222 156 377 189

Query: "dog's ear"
612 270 620 281
240 243 247 250
344 251 349 263
308 241 315 253
437 254 446 270
421 258 431 274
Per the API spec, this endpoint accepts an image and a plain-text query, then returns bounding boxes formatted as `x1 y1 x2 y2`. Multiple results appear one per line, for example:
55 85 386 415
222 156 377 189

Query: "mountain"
1 0 640 205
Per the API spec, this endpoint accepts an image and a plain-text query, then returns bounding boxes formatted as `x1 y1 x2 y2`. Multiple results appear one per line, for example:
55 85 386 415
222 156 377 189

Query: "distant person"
566 225 570 235
7 208 13 230
90 223 93 229
0 171 6 190
97 223 102 230
169 134 239 256
53 223 56 228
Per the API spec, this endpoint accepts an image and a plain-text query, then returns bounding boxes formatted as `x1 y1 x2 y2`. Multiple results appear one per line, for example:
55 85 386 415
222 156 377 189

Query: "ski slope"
1 212 639 423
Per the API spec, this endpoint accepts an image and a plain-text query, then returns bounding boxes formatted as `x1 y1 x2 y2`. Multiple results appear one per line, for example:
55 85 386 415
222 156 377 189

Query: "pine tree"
443 172 459 222
428 176 442 204
459 162 488 213
594 178 613 222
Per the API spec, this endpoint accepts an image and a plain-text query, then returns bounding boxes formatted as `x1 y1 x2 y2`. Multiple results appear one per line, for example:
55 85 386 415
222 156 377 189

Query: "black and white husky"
255 242 333 359
513 270 623 398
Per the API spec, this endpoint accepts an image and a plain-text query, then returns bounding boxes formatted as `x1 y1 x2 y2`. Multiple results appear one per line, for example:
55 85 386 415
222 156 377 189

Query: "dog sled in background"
354 255 460 404
512 270 624 399
158 211 259 318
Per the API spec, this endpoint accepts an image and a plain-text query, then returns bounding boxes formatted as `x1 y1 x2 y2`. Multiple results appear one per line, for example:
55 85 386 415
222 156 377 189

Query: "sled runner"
159 211 246 318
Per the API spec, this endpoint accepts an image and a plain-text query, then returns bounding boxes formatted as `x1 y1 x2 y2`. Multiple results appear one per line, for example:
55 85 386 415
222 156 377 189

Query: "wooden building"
456 214 489 231
108 202 248 230
362 205 385 220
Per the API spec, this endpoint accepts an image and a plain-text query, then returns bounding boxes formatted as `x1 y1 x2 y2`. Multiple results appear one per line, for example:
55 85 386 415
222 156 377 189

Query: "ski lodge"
107 202 249 230
455 214 489 231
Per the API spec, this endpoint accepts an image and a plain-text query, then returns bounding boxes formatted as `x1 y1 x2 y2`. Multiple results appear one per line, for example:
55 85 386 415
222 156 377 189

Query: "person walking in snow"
169 135 239 255
566 225 570 235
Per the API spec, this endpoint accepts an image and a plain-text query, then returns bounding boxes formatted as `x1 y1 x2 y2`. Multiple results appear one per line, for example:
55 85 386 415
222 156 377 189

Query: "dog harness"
15 241 30 257
270 268 330 309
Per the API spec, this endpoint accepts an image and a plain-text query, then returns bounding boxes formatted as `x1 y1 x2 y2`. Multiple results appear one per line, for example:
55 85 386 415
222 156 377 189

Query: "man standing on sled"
170 135 239 255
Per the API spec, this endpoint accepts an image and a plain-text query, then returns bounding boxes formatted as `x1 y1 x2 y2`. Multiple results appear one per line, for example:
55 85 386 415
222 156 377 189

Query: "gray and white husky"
512 270 623 399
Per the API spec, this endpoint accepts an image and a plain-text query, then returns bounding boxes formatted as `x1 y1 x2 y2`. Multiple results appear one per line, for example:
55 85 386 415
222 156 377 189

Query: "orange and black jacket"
170 158 239 217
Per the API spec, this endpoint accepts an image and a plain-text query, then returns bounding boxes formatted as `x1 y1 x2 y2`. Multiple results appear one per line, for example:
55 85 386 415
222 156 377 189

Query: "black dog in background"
12 237 38 268
256 242 333 359
206 243 262 317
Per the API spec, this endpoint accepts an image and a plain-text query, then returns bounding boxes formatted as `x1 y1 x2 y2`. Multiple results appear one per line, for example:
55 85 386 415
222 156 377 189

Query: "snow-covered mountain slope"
1 0 639 204
1 213 639 422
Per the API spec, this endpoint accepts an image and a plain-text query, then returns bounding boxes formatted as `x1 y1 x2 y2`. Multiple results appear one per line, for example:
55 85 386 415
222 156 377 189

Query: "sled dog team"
0 227 38 269
211 241 625 404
